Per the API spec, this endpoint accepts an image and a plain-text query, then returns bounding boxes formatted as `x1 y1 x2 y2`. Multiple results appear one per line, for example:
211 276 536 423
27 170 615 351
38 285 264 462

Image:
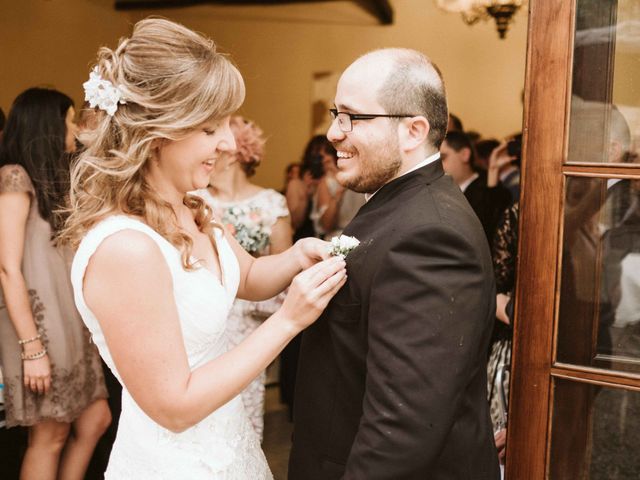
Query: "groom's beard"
337 134 402 194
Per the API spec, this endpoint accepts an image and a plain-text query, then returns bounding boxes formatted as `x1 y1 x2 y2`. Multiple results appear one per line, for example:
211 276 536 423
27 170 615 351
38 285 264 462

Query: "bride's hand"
279 255 347 331
293 237 331 270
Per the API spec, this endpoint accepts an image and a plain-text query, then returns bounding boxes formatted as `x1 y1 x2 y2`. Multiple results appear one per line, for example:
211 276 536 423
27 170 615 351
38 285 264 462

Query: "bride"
59 18 346 479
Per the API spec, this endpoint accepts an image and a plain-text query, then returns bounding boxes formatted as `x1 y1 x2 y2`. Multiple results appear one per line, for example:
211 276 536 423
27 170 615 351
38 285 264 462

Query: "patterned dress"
0 164 107 427
197 188 290 441
487 202 519 431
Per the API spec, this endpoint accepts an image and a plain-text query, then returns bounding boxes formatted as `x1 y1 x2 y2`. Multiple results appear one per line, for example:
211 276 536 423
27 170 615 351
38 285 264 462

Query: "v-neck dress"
70 215 272 479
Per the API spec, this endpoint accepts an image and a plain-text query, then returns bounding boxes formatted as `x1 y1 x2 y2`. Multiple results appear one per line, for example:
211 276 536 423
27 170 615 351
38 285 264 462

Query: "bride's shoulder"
80 225 170 290
94 227 163 263
78 215 166 265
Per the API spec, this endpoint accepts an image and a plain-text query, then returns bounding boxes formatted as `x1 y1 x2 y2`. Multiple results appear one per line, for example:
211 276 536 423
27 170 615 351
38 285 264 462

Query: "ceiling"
114 0 394 25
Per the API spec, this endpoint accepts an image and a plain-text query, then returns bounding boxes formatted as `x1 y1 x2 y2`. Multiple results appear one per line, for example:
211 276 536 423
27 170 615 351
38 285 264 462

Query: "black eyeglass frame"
329 108 418 132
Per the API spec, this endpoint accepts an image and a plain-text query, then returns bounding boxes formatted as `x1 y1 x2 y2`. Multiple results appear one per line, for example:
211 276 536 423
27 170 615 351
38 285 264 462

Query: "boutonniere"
328 235 360 259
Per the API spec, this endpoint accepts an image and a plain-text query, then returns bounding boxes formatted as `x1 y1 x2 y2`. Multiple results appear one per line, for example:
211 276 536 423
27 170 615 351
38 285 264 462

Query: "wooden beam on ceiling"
114 0 394 25
354 0 393 24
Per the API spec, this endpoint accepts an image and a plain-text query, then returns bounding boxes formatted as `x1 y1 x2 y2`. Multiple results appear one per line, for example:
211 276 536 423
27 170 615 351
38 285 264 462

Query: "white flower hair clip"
328 235 360 259
82 67 126 116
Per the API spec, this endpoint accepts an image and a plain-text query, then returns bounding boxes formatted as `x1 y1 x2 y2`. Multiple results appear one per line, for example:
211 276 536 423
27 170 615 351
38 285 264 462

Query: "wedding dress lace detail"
70 215 273 479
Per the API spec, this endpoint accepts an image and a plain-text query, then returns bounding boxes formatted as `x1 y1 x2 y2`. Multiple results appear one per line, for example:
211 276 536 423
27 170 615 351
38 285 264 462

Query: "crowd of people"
0 16 536 480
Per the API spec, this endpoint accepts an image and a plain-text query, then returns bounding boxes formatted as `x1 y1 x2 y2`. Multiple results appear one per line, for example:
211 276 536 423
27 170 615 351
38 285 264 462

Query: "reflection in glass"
549 379 640 479
558 177 640 373
568 0 640 164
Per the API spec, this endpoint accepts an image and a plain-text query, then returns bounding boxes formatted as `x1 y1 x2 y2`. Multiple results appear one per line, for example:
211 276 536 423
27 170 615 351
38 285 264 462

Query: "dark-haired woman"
0 88 110 480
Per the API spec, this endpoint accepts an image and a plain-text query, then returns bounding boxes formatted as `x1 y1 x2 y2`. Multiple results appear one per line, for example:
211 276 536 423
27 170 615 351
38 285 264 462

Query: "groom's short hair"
362 49 449 149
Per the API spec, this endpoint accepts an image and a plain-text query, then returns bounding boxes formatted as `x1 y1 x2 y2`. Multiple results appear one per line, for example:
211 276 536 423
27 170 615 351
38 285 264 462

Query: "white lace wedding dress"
70 216 273 479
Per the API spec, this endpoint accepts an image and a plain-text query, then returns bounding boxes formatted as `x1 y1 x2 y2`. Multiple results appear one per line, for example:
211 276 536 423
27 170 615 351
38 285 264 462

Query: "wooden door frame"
506 0 640 477
505 1 574 477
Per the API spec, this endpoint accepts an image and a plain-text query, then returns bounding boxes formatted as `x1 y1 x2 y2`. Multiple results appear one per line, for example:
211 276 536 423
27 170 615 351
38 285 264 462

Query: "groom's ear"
398 116 430 152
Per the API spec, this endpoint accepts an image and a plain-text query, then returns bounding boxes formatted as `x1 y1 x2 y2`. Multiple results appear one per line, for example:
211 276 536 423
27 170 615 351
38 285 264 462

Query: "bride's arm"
226 228 329 302
84 230 346 433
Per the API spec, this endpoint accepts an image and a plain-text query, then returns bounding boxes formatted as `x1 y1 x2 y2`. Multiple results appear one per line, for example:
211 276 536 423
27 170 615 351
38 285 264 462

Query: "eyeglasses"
329 108 417 133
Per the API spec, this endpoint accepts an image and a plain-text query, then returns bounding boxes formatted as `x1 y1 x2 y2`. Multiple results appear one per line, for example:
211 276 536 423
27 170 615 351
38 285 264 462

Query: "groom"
288 49 500 479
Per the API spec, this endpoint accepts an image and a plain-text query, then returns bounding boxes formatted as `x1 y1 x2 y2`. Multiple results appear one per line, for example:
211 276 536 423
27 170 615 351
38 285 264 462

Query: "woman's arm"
317 177 345 234
229 231 329 301
487 142 515 188
0 191 51 394
285 179 309 230
84 230 346 433
496 293 511 325
269 217 293 255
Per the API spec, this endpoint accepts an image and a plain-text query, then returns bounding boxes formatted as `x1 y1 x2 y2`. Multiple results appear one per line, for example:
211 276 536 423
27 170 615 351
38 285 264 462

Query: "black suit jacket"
289 160 500 480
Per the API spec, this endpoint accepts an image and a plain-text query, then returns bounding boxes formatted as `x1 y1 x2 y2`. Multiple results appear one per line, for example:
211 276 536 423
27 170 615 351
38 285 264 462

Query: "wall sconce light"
436 0 524 39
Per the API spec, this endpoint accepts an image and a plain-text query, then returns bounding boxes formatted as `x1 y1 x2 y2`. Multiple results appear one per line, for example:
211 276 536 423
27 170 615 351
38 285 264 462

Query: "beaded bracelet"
21 349 47 361
18 333 41 346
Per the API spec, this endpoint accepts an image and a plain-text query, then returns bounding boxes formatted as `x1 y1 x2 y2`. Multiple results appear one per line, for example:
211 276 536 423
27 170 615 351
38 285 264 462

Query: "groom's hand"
293 237 332 270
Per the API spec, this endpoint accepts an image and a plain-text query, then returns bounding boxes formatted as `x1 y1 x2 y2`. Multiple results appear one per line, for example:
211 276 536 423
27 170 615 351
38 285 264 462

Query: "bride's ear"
149 138 164 161
399 116 430 152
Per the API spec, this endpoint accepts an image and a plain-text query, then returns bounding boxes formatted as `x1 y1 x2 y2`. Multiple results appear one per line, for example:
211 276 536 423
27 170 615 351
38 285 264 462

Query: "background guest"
441 130 512 248
466 130 482 145
196 116 292 440
488 134 522 203
447 112 464 132
0 87 110 480
285 135 325 242
475 138 500 172
487 202 519 466
310 136 365 239
282 162 301 194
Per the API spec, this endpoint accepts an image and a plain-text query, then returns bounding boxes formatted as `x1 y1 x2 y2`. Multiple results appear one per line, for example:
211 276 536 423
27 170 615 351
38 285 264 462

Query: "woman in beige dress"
0 88 110 480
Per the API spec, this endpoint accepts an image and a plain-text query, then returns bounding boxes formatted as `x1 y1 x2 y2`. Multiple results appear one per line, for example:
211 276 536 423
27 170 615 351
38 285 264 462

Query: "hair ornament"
82 67 126 116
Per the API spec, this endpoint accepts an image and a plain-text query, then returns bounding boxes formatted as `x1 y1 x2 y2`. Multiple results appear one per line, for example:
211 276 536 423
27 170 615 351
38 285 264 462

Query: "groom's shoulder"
388 176 483 239
404 173 468 214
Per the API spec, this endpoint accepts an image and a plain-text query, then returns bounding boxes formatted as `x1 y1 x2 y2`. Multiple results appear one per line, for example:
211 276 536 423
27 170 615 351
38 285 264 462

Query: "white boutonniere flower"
328 235 360 258
83 67 126 116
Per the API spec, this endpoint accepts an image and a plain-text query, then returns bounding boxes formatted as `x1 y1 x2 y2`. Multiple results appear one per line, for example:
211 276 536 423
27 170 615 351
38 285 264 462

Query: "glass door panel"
567 0 640 165
557 176 640 374
549 378 640 479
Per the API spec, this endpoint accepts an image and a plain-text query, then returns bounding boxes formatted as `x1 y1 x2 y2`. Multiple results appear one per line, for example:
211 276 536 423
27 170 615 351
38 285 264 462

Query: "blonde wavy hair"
58 18 245 269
